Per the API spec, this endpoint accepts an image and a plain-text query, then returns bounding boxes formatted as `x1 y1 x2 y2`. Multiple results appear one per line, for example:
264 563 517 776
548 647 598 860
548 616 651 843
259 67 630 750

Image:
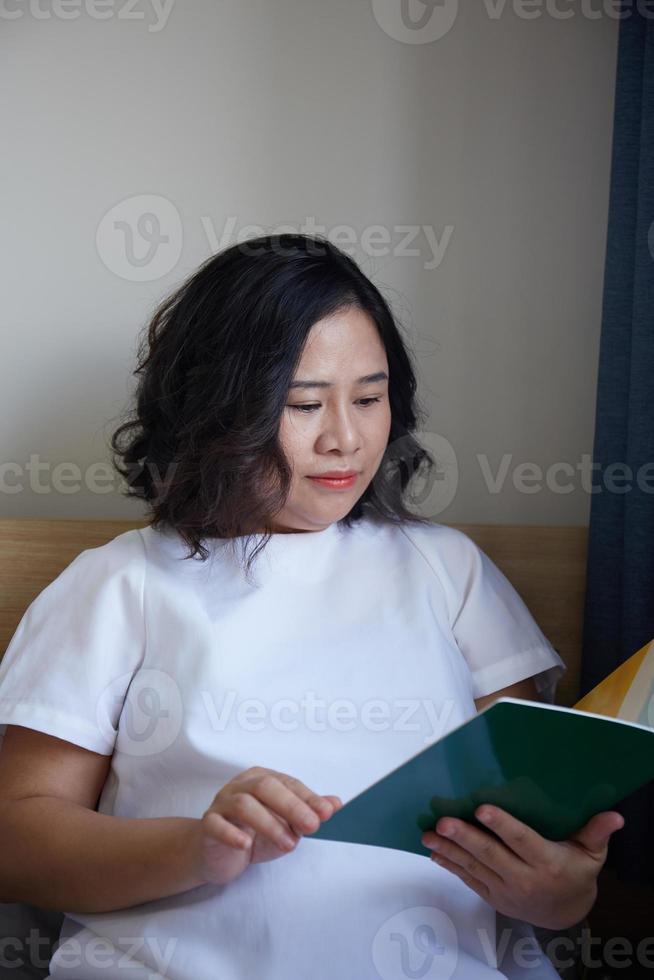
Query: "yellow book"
574 638 654 727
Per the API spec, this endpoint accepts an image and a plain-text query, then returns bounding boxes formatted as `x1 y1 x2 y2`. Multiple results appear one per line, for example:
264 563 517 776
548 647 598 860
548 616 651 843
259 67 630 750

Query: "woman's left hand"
420 805 625 929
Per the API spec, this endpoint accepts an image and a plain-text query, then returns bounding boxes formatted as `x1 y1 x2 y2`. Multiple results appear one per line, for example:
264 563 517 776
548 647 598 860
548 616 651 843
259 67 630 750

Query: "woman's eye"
289 397 382 414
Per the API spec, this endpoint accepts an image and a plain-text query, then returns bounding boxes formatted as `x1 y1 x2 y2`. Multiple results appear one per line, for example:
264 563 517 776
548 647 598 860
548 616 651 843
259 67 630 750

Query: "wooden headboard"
0 520 588 707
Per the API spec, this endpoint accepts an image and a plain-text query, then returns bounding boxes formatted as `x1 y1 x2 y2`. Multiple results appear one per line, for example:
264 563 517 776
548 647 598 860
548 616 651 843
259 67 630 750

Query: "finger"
263 809 304 844
568 811 625 858
244 765 338 813
266 772 341 830
249 772 334 836
222 793 301 852
472 806 558 866
429 850 491 902
421 826 505 890
202 810 253 851
275 772 342 812
323 794 345 812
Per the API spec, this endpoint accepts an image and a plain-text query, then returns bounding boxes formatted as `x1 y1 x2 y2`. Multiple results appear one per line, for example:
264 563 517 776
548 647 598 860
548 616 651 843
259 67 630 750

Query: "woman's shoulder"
54 527 147 594
352 515 482 590
383 517 480 565
76 525 145 563
73 523 192 572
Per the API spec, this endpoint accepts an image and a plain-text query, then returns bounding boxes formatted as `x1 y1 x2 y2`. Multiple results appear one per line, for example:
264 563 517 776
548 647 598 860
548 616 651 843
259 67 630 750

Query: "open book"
307 640 654 854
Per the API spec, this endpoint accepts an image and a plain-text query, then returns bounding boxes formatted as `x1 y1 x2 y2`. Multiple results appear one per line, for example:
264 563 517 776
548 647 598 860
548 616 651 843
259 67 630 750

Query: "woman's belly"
49 839 506 980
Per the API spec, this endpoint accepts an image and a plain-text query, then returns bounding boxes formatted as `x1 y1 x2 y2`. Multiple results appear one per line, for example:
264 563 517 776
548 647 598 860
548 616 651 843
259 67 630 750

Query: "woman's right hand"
193 766 343 886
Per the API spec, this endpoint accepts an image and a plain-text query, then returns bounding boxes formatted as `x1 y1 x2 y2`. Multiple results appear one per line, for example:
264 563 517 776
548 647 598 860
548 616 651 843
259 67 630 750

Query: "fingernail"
477 808 493 824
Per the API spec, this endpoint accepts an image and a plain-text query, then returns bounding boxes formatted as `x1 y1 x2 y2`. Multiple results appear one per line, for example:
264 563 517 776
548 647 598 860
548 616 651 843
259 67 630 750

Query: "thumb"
568 811 625 857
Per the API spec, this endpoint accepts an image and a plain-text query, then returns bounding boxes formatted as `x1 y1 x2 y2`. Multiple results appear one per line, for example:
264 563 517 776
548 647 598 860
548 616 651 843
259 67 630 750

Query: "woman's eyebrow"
289 371 389 390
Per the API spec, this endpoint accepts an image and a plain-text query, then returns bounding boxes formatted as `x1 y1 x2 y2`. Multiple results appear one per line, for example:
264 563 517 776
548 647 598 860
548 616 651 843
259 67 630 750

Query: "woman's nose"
319 408 361 450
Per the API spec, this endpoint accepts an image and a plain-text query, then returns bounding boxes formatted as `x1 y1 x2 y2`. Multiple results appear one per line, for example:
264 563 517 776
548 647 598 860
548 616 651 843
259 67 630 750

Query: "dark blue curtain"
580 4 654 887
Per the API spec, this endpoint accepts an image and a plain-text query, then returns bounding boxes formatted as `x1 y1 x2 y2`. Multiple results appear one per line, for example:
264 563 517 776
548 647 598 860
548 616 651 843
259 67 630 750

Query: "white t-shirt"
0 514 566 980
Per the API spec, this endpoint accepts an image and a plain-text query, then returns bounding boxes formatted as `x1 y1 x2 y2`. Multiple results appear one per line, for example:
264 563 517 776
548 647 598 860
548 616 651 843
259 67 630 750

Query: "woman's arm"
0 725 207 913
473 676 540 713
0 726 341 913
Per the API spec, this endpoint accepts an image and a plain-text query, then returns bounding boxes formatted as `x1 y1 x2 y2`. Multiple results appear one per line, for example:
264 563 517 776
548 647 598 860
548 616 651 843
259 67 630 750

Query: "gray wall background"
1 0 620 525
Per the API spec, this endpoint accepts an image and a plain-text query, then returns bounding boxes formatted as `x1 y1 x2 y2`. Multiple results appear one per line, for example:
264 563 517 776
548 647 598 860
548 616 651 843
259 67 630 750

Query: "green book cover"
306 697 654 856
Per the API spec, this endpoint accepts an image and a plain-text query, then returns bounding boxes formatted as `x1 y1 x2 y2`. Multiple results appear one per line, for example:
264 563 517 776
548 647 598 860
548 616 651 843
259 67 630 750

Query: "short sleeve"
0 530 146 755
402 522 566 703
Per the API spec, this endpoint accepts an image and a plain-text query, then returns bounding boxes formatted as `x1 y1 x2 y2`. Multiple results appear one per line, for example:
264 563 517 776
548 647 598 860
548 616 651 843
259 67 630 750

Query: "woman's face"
272 305 392 533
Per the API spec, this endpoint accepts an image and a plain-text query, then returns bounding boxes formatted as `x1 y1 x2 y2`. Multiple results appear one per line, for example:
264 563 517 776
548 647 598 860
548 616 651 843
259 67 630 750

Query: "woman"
0 234 623 979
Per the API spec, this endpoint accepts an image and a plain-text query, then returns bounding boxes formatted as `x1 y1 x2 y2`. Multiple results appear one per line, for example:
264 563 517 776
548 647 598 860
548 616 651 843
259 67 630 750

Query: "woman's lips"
307 474 357 490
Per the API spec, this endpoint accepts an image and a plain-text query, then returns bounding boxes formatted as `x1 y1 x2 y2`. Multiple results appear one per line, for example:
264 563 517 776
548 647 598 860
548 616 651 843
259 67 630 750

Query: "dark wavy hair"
109 233 435 577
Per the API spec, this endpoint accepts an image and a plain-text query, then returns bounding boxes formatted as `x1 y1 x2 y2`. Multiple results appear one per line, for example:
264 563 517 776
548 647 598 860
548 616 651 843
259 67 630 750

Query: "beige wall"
0 0 619 524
